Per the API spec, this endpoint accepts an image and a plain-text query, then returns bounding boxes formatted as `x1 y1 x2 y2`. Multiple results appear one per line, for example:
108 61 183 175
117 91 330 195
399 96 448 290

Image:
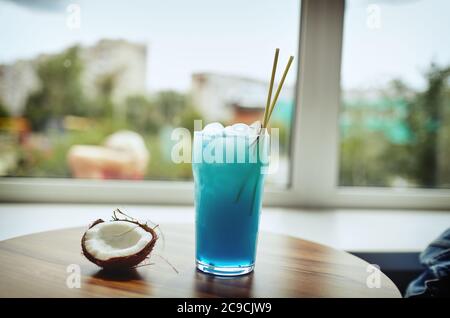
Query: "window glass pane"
0 0 299 186
339 0 450 188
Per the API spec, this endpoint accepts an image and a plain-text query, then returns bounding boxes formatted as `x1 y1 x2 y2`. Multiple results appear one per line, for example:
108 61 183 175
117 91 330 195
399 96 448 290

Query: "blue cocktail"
193 125 269 276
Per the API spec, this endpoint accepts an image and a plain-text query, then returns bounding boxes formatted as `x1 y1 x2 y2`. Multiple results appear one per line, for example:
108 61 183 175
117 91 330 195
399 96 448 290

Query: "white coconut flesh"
83 221 153 261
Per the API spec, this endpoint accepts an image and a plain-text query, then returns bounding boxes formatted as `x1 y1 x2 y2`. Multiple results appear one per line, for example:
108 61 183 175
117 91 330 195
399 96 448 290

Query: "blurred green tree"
0 101 10 118
340 64 450 188
125 94 163 134
23 46 87 130
92 71 118 119
405 65 450 187
154 90 188 126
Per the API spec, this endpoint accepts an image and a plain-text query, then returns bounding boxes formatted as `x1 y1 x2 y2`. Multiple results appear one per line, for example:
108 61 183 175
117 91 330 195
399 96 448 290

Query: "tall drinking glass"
193 129 269 276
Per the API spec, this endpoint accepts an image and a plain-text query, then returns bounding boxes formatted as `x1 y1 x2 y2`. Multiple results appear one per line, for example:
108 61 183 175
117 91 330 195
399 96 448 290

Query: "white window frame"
1 0 449 209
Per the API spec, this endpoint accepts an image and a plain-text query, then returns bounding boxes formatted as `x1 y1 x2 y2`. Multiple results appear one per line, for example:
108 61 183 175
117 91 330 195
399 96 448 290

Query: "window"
340 0 450 189
0 0 299 187
1 0 449 209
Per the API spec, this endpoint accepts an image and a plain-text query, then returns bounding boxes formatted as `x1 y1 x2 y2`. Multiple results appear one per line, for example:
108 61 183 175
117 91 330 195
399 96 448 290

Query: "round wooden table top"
0 224 400 298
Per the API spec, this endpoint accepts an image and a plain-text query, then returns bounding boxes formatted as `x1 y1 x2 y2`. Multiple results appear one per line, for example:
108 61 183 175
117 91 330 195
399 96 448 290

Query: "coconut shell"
81 219 158 270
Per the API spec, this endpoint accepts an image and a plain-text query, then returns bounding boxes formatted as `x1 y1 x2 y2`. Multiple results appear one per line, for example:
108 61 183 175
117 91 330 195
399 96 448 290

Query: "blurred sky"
0 0 449 92
343 0 450 91
0 0 299 92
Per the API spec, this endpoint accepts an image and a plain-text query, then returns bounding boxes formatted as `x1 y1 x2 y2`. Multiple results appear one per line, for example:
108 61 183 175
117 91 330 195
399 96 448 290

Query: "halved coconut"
81 219 157 270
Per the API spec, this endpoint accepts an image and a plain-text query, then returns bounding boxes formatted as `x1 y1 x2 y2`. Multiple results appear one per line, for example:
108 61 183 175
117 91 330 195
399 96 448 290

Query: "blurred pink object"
68 130 149 179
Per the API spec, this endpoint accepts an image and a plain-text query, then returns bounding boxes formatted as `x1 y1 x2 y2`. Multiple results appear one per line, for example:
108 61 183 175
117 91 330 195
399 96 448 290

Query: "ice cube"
249 121 262 134
224 124 246 136
248 121 263 144
224 125 234 136
232 123 250 135
203 122 224 136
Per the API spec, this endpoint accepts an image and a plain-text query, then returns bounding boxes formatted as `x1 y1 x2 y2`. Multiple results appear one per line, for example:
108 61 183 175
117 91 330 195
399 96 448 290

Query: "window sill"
0 203 448 252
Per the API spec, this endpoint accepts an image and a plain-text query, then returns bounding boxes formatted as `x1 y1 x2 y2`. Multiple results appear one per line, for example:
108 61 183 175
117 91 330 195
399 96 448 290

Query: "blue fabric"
405 228 450 298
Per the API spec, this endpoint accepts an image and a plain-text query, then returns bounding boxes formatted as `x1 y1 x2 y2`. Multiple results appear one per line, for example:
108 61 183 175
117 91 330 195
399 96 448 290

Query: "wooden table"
0 224 400 298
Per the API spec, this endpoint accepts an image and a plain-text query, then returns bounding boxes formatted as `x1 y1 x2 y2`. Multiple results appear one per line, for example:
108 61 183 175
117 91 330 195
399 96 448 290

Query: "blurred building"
191 72 294 124
0 61 39 116
80 39 147 112
0 39 147 116
341 89 412 145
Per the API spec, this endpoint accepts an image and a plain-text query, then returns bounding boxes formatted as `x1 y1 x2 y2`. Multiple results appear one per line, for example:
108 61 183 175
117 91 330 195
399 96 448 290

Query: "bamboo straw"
263 55 294 128
236 50 295 204
262 48 279 128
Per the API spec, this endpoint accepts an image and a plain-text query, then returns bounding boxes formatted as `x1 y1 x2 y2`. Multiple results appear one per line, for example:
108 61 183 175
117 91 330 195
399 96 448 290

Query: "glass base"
196 260 254 276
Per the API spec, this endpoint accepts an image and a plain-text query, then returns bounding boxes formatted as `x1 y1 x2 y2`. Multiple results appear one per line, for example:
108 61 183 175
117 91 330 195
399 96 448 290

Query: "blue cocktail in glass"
193 124 269 276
